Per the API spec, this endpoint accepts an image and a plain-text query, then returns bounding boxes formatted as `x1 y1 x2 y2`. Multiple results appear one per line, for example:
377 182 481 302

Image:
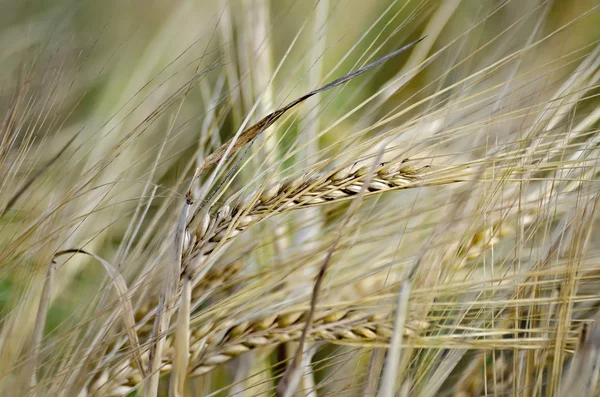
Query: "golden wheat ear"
189 36 426 224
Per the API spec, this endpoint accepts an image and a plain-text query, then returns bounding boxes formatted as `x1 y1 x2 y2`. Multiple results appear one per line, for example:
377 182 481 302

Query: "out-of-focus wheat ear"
54 249 146 378
169 273 192 397
22 258 55 394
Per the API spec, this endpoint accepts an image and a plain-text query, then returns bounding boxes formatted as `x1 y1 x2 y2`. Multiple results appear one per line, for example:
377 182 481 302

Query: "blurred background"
1 0 600 395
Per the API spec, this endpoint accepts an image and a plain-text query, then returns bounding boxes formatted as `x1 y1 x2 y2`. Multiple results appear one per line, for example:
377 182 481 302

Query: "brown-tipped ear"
197 36 426 174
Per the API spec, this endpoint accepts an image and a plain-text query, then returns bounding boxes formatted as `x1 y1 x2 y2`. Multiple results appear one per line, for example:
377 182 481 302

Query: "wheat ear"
88 309 430 396
183 161 428 273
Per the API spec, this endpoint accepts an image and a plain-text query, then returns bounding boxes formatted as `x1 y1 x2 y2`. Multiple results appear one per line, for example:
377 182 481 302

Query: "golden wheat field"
1 0 600 396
